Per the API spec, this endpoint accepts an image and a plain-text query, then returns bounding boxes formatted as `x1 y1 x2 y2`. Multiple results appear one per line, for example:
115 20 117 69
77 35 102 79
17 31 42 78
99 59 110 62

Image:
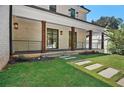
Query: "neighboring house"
0 5 105 70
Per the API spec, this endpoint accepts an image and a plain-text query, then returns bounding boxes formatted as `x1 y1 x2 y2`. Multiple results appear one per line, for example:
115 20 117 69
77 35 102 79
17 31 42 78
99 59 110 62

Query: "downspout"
9 5 12 58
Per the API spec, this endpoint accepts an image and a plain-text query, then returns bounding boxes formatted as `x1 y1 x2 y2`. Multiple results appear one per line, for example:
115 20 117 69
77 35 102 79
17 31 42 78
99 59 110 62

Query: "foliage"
94 16 124 55
92 16 123 29
106 25 124 55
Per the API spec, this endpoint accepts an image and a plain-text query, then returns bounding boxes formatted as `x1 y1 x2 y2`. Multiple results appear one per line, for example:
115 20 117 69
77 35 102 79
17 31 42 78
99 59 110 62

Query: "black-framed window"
69 8 76 18
49 5 56 12
47 28 58 49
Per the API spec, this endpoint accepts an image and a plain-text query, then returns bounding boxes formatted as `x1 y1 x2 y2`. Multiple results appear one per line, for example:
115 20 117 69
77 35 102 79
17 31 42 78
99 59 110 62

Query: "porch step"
12 50 100 58
41 51 78 57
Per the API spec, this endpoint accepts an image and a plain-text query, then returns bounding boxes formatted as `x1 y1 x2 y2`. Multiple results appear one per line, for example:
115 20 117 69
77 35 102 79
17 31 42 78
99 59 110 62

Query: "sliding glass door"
47 28 58 49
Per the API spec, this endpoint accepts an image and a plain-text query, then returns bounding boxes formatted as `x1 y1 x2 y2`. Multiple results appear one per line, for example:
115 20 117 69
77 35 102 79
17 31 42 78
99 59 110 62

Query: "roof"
80 6 91 12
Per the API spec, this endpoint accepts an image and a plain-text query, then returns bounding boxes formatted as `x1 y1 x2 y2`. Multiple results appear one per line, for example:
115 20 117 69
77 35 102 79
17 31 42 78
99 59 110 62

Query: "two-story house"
0 5 105 70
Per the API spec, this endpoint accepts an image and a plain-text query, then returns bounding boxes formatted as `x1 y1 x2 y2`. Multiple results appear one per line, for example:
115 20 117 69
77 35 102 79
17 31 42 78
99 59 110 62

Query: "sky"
84 5 124 22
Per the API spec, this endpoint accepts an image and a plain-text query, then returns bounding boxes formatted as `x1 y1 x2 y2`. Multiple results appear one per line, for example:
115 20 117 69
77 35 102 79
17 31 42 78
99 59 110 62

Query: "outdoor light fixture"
60 31 63 35
14 22 18 29
76 12 79 17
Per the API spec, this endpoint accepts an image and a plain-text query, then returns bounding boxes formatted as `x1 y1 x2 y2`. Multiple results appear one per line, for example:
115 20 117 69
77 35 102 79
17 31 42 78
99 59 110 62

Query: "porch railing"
77 42 86 49
12 40 102 54
12 40 42 53
85 42 102 49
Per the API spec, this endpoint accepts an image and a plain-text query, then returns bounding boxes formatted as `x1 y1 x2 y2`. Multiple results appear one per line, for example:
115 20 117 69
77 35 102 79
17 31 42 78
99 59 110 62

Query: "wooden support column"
89 30 92 50
101 32 104 49
41 21 46 53
71 27 75 51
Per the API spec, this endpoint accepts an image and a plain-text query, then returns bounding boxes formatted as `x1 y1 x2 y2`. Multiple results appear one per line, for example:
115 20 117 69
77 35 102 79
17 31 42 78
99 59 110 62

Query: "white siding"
57 5 88 21
34 5 88 21
37 5 49 10
13 5 104 32
0 6 10 70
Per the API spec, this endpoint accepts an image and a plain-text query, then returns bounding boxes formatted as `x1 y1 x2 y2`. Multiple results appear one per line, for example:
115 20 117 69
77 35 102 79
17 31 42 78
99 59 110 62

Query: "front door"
47 28 58 49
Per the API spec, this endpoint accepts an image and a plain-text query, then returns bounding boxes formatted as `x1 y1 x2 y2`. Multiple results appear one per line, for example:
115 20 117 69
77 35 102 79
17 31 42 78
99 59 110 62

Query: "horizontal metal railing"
12 40 42 53
12 40 102 54
85 42 102 49
76 42 84 49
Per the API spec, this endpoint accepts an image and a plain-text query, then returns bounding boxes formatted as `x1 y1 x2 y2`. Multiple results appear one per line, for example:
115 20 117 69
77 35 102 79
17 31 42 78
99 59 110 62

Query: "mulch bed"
79 51 100 55
9 56 55 64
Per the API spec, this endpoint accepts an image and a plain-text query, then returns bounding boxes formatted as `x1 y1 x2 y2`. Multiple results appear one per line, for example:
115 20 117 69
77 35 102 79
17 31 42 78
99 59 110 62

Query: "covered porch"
11 5 105 55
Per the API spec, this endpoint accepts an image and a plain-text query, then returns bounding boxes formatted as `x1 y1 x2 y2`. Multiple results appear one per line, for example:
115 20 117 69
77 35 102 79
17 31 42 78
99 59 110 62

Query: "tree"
92 16 123 29
106 24 124 55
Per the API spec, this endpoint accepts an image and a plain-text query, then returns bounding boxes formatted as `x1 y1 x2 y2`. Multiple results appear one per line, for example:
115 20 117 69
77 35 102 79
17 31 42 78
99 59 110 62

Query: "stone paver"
75 60 92 65
85 63 103 70
98 67 119 78
64 57 77 60
117 78 124 86
59 56 70 58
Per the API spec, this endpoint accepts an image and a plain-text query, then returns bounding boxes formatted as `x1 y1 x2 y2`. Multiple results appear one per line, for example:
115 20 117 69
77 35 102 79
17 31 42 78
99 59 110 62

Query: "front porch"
12 49 104 59
12 16 104 55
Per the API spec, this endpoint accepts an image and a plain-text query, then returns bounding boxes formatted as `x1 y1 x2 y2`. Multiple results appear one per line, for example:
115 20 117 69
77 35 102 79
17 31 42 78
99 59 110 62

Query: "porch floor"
12 49 102 58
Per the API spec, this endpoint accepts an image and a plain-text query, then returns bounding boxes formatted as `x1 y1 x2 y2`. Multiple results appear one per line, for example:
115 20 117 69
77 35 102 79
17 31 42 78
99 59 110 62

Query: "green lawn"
0 57 110 87
69 54 124 86
87 54 124 71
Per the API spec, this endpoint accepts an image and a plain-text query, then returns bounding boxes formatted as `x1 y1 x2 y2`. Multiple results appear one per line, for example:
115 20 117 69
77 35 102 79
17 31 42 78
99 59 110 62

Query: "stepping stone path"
75 60 92 65
64 57 77 60
85 63 103 70
71 59 124 86
98 67 119 78
117 78 124 86
59 56 77 60
59 56 69 58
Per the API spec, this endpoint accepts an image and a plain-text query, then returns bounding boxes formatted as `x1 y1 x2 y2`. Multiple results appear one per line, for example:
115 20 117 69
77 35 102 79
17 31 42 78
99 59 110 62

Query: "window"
49 5 56 12
47 28 58 49
69 8 76 18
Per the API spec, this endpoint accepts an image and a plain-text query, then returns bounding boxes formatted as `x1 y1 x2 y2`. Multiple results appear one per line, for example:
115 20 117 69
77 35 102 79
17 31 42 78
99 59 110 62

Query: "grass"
87 54 124 71
68 54 124 87
1 54 123 87
0 58 110 87
68 62 118 87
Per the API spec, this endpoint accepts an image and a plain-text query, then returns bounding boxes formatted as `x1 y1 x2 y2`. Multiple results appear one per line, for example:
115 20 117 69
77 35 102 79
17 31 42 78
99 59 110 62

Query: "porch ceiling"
12 5 104 32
